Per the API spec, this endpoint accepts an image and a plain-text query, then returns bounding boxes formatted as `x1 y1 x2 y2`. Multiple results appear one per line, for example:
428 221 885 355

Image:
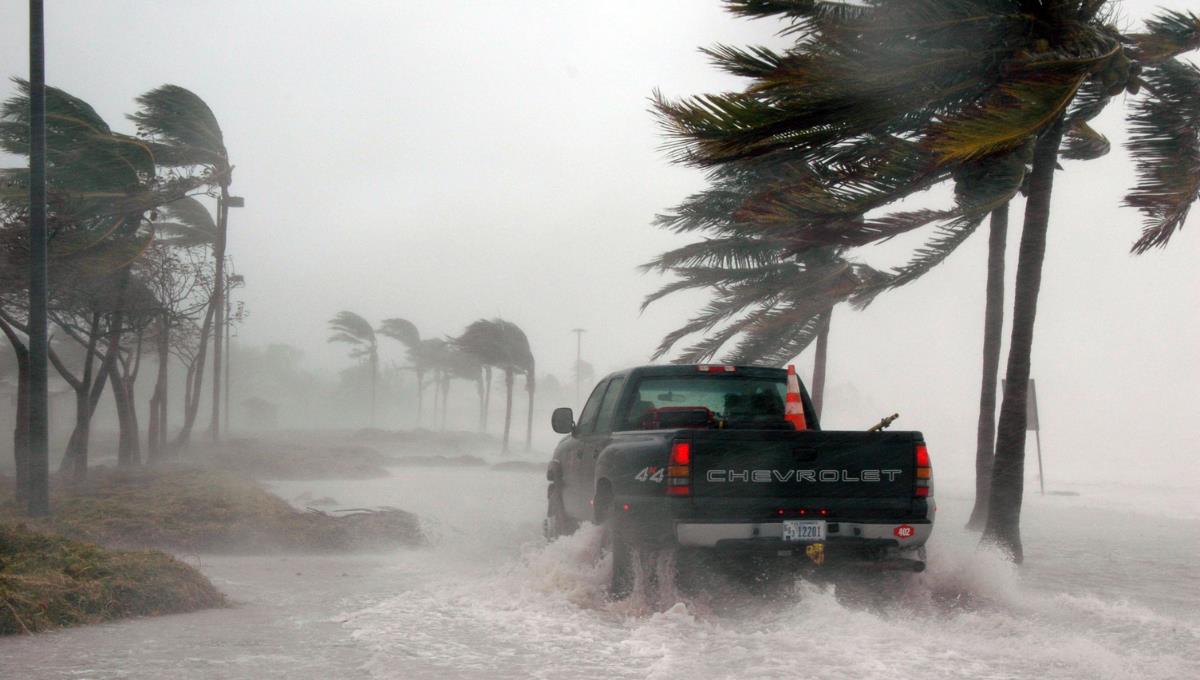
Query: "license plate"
782 520 826 542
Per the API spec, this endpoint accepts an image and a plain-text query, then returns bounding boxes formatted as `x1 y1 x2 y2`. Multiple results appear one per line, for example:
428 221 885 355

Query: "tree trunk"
482 366 493 433
417 369 427 429
209 187 229 443
176 299 216 448
0 318 30 503
62 390 90 481
966 205 1010 531
428 372 439 429
369 350 378 428
57 313 101 482
982 119 1066 562
183 361 196 421
811 308 832 419
501 368 514 454
439 375 450 431
58 334 116 481
111 360 141 467
148 316 169 461
524 362 535 452
147 389 160 460
476 374 485 432
12 350 29 504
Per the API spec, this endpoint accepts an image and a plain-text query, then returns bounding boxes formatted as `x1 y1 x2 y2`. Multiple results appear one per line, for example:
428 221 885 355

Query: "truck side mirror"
551 407 575 434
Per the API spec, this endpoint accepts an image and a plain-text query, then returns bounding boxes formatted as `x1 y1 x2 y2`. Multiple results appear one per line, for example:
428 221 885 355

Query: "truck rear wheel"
543 483 577 541
602 504 633 598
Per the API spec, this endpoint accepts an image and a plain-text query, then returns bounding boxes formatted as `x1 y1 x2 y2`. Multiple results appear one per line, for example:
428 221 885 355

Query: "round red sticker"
893 524 915 539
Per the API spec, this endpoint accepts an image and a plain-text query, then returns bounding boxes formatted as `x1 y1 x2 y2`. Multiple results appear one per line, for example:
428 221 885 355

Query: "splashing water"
2 463 1196 680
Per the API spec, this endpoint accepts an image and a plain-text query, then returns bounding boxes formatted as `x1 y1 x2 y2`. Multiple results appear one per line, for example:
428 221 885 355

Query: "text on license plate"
782 520 826 542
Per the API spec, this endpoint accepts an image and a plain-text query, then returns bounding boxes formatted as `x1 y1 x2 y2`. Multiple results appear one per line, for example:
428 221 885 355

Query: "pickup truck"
544 364 934 596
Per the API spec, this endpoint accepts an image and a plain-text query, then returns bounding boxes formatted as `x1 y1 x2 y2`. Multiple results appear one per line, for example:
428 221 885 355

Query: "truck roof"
603 364 789 381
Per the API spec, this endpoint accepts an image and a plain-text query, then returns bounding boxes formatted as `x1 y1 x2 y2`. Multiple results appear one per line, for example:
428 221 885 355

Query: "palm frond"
153 196 216 246
1128 10 1200 63
641 237 790 273
128 85 228 174
1060 120 1110 160
328 311 376 345
378 317 421 349
1123 59 1200 253
924 69 1089 162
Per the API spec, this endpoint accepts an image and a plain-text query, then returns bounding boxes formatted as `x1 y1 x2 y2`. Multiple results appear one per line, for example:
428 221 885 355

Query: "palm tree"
652 1 1200 560
456 319 534 453
328 311 379 425
965 205 1009 530
425 339 484 431
129 85 232 443
377 317 427 425
644 237 884 418
0 81 200 485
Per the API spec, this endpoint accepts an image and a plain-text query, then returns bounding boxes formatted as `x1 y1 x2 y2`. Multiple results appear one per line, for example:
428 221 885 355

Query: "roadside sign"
1001 378 1039 430
1001 378 1045 494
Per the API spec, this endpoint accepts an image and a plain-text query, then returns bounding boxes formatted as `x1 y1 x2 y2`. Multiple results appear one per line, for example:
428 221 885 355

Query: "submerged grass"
0 465 424 553
0 523 224 635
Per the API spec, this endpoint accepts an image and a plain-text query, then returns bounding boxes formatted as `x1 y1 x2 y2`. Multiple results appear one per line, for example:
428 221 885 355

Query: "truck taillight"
667 441 691 496
915 443 933 498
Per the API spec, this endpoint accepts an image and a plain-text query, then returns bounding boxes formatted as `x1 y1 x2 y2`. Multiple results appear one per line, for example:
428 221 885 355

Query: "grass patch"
0 523 224 635
0 465 423 554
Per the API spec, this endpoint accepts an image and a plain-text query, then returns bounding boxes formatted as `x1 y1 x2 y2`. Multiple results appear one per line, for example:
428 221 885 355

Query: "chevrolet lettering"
705 469 904 483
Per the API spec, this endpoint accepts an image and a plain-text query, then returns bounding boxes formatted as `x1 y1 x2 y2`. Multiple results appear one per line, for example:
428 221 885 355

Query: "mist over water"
1 1 1199 678
4 448 1195 680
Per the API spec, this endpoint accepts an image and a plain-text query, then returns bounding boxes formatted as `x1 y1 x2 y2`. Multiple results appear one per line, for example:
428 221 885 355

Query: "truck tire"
602 503 633 598
543 483 576 541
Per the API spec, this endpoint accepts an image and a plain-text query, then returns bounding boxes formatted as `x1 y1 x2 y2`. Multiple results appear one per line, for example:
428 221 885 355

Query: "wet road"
2 461 1197 680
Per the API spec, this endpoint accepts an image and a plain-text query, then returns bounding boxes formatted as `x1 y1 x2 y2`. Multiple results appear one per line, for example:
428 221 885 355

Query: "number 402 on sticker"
635 466 664 483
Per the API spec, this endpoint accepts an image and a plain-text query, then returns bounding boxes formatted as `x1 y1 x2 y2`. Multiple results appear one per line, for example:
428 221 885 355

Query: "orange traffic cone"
785 364 808 431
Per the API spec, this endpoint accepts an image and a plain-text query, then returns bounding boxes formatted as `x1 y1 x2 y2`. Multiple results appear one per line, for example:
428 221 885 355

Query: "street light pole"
209 194 242 443
223 273 244 435
26 0 49 517
570 328 586 408
224 289 231 434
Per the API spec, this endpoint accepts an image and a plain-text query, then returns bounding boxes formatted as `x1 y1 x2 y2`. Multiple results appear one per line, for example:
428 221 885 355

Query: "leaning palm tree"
129 85 233 443
377 317 428 425
328 311 379 425
424 340 484 431
455 319 534 453
653 0 1200 561
0 81 201 483
644 237 884 418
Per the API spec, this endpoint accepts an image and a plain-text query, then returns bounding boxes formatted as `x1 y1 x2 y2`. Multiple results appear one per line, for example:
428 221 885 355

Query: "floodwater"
2 452 1197 680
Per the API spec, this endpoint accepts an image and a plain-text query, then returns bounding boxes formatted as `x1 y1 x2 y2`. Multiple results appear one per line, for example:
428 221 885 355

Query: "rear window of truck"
621 375 788 430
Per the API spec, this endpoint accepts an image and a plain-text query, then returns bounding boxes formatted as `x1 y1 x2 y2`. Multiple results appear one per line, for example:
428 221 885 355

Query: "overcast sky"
1 1 1197 484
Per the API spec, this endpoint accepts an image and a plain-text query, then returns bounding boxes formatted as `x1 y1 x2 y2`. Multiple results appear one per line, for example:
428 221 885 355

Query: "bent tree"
651 1 1200 559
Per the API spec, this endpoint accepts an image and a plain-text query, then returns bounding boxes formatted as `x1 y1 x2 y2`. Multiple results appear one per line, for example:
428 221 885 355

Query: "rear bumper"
675 519 932 550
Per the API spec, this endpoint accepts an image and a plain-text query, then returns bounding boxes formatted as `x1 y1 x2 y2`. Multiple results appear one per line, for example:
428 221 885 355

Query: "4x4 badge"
635 466 665 483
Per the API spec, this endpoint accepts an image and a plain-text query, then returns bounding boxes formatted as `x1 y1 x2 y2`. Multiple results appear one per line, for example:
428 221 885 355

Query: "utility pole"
209 195 242 443
223 273 244 435
224 287 231 434
26 0 49 517
570 328 586 408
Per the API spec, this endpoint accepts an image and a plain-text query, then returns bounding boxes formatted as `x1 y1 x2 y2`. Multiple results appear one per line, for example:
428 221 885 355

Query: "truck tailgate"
688 429 921 499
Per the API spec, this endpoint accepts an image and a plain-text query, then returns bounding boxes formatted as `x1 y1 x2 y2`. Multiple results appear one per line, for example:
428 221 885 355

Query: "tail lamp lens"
670 442 691 465
667 441 691 496
916 444 931 467
915 442 933 498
